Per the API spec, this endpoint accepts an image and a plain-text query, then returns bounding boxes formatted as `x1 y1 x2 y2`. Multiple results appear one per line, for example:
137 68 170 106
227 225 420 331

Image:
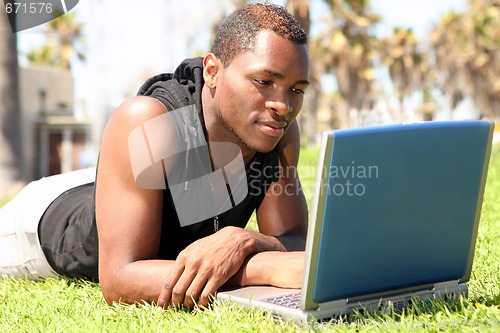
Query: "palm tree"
313 0 380 127
430 0 500 118
286 0 310 34
26 43 60 67
26 10 85 70
382 27 427 121
0 9 24 194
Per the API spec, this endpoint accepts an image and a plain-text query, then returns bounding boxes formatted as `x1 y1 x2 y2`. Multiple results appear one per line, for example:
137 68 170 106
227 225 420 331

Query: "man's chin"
258 143 278 153
238 131 281 155
244 140 279 154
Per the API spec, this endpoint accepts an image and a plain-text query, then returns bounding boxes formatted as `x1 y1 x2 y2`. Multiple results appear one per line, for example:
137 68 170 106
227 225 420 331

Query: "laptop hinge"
433 280 460 291
432 280 466 299
316 298 348 311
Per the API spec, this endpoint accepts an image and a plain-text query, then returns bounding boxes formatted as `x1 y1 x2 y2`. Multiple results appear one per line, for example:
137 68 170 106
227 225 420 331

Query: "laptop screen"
312 121 492 303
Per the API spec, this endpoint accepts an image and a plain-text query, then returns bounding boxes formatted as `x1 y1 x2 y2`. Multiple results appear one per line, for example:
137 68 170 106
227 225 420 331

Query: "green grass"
1 145 500 332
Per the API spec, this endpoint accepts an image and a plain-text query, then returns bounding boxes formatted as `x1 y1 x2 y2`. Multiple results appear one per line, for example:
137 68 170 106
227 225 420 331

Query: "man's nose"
265 92 291 116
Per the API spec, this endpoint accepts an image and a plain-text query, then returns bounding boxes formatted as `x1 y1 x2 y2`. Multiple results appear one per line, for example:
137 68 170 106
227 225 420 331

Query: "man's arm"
96 96 176 305
229 251 305 289
255 120 308 250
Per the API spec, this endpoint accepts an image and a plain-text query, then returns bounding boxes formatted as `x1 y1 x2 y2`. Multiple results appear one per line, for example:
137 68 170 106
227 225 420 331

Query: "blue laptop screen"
313 121 491 303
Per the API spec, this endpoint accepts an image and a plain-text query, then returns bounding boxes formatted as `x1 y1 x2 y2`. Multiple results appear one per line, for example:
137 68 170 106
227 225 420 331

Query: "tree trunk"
0 11 24 195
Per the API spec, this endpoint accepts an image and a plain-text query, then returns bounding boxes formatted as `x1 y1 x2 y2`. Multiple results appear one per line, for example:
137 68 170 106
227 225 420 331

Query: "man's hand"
157 226 256 309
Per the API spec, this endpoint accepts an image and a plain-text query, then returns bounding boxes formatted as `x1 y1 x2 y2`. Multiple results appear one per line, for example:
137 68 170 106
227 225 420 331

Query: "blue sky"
369 0 465 39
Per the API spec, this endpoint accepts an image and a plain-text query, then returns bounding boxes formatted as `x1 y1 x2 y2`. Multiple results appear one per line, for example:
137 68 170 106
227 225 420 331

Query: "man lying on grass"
0 3 308 309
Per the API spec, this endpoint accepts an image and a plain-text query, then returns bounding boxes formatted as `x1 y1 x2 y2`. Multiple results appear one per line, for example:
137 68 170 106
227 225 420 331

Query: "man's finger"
197 275 226 308
183 273 208 308
169 267 198 308
157 264 185 308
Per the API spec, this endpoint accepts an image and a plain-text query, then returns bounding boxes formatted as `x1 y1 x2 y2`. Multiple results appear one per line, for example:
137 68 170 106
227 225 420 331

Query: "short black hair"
210 2 307 67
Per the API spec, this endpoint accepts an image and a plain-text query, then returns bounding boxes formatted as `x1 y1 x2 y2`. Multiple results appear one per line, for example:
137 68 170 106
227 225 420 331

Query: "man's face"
212 30 309 154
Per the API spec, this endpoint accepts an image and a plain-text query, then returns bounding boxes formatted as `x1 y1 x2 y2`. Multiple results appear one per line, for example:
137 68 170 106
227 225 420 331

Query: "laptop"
217 120 495 322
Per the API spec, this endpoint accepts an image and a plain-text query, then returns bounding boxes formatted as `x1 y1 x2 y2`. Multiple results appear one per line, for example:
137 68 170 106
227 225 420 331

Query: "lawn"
1 144 500 332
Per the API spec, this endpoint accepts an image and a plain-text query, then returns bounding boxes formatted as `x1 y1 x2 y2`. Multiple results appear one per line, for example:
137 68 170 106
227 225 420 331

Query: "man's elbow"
99 268 140 306
99 274 123 306
276 232 306 251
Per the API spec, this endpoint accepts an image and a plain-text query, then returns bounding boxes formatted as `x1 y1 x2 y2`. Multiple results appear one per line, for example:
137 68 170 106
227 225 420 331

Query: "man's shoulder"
136 57 205 112
112 96 168 122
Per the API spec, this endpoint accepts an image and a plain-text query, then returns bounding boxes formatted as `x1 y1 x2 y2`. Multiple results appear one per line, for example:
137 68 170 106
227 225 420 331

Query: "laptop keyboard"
263 291 301 309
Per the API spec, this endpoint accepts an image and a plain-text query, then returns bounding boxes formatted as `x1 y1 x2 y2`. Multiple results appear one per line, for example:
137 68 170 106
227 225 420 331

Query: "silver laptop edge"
301 130 333 311
462 122 494 283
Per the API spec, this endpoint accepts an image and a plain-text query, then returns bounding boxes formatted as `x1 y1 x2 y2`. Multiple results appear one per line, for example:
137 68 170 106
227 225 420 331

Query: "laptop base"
217 283 468 323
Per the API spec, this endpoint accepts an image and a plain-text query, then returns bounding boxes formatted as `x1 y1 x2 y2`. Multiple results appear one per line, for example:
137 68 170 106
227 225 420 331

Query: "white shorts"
0 168 96 280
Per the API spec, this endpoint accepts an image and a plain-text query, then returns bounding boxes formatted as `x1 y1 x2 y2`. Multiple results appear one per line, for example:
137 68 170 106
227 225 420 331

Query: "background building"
19 66 92 179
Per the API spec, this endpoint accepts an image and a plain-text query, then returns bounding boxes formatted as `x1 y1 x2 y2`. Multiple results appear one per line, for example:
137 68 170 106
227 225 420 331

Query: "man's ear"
203 53 221 88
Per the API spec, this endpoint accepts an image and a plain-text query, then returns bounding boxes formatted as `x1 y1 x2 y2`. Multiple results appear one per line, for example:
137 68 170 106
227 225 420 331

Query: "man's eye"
254 79 272 86
292 88 305 95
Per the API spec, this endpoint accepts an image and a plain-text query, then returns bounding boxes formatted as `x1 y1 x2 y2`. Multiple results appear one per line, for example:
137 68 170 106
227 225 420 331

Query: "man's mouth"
256 119 288 138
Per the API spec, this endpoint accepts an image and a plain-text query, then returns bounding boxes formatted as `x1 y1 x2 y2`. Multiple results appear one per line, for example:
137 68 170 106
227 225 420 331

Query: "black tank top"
39 57 279 280
39 183 98 279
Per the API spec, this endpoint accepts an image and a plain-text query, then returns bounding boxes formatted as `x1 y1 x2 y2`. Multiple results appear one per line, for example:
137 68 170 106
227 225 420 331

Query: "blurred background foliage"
0 0 499 191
